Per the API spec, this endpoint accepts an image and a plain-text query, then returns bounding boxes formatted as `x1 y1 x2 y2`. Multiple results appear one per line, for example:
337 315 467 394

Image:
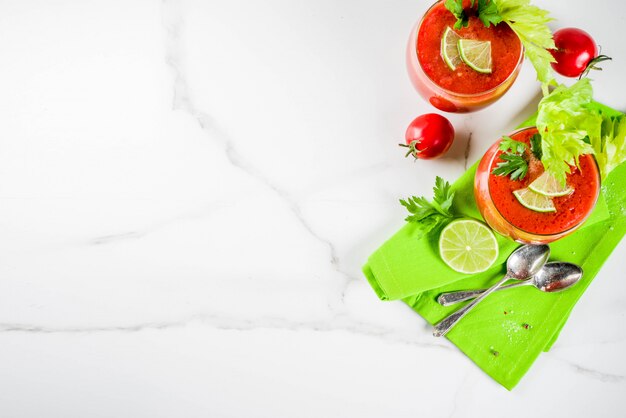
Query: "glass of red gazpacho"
406 0 523 113
474 127 600 244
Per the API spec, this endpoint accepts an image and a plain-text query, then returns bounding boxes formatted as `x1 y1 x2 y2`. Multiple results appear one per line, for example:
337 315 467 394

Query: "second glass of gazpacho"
407 0 523 113
475 127 600 244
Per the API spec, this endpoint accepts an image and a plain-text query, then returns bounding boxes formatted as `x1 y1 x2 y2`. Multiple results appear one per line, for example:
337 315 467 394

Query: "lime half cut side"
441 27 462 71
458 39 492 73
439 219 499 274
513 188 556 213
528 171 574 197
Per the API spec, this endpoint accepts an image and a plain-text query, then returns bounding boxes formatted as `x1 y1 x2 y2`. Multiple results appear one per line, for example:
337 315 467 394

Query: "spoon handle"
433 276 510 337
437 280 529 306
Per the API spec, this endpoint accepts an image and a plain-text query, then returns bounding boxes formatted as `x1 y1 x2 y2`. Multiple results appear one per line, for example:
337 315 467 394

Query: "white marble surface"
1 0 625 416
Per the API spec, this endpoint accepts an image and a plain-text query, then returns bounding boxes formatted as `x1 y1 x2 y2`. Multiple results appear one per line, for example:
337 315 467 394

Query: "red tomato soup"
417 1 522 95
487 128 600 235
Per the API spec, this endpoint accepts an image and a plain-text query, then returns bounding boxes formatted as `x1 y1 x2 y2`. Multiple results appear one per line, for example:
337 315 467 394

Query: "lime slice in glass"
439 219 499 274
441 26 462 71
458 39 492 74
528 171 574 197
513 188 556 213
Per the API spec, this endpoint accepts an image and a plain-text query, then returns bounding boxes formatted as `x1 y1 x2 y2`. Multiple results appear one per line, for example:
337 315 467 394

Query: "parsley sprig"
499 135 527 155
491 136 529 181
476 0 501 27
445 0 501 29
400 177 455 238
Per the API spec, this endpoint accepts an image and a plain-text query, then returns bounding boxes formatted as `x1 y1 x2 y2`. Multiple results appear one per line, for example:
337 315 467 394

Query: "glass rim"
413 0 525 99
485 126 601 238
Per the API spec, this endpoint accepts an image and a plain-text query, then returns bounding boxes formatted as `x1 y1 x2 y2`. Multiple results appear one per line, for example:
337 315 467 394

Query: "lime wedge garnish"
439 219 499 274
528 171 574 197
458 39 492 74
513 188 556 213
441 27 462 71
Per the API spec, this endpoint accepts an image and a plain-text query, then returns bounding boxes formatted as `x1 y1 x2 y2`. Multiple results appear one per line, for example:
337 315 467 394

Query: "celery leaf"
494 0 556 87
536 79 599 185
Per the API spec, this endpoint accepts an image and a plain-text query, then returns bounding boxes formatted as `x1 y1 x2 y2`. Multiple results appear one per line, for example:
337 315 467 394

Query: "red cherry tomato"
550 28 611 78
400 114 455 160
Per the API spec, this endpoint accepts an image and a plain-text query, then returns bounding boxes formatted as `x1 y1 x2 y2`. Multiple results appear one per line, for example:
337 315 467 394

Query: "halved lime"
439 219 499 274
528 171 573 197
458 39 492 74
441 27 462 71
513 188 556 213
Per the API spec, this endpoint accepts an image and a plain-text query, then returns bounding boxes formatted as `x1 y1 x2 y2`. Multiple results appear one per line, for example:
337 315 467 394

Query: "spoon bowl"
532 262 583 292
506 244 551 281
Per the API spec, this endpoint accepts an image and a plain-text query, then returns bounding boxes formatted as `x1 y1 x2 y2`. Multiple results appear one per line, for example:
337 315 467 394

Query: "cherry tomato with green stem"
400 114 455 160
550 28 611 79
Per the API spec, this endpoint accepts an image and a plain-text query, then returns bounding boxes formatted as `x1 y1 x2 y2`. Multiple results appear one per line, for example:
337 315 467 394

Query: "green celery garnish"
593 113 626 179
400 177 455 239
536 79 597 185
494 0 556 90
536 79 626 183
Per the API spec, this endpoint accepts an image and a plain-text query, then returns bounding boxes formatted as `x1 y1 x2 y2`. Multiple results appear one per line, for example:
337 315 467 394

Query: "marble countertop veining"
1 0 625 416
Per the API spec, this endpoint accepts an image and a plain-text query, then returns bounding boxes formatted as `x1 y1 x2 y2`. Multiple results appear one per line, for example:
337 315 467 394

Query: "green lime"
458 39 492 74
528 171 573 197
439 219 499 274
441 26 462 71
513 188 556 213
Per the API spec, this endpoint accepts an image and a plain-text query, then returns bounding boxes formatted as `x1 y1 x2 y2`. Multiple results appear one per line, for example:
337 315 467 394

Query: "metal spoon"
437 262 583 306
432 244 550 337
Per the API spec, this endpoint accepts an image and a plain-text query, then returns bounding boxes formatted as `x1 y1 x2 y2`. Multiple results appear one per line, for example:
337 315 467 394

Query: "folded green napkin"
362 103 626 390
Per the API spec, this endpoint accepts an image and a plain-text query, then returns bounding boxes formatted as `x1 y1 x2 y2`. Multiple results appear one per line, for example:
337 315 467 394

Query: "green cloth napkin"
362 103 626 390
